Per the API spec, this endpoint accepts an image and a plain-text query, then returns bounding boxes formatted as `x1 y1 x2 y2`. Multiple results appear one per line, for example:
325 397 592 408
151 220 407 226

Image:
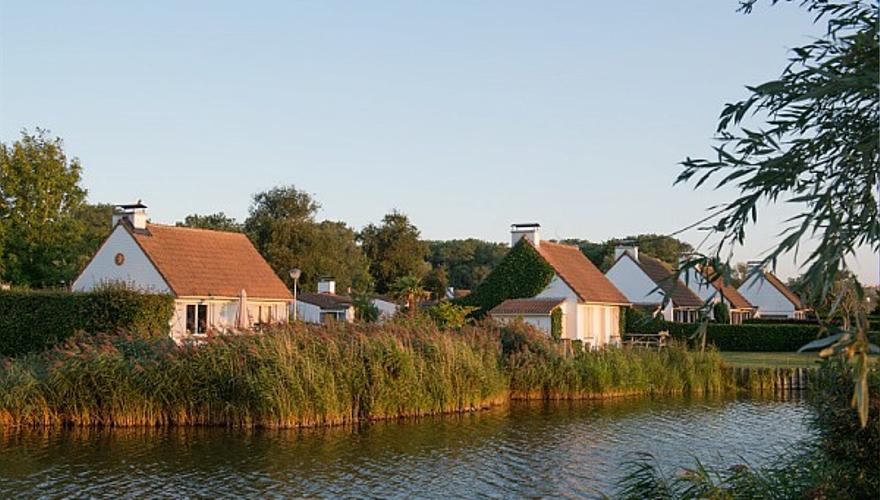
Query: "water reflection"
0 395 812 498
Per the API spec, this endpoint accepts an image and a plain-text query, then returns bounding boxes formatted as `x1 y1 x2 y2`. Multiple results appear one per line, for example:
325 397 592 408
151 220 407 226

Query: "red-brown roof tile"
702 267 755 310
490 298 565 315
297 292 353 310
533 241 630 305
762 271 804 309
634 254 704 308
130 224 293 300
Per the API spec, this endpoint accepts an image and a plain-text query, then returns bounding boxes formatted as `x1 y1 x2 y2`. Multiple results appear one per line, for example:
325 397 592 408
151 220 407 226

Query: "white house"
681 263 757 324
490 298 565 334
370 296 400 321
604 243 704 323
295 279 356 324
73 203 293 342
488 224 630 348
738 262 808 319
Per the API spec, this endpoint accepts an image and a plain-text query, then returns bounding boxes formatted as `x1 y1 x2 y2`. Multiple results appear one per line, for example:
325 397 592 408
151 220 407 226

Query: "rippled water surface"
0 396 812 498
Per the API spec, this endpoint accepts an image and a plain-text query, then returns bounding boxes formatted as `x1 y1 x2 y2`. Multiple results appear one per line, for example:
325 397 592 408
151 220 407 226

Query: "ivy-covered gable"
457 239 555 316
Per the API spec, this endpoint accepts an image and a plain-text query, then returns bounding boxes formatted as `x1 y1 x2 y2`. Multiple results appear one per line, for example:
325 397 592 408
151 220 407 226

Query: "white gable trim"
72 224 173 294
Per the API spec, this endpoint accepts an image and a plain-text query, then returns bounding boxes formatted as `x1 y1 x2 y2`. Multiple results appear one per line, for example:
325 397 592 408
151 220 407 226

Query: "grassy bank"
1 322 737 429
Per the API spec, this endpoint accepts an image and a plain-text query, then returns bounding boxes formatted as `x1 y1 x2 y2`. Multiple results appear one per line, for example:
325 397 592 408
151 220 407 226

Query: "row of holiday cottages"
72 205 806 346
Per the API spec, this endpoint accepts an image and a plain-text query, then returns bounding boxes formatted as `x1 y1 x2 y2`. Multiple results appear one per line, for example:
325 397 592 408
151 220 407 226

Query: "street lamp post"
289 268 301 322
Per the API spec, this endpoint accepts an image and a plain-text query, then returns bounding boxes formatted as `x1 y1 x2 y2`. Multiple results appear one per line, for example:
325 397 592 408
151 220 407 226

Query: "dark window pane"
186 305 196 334
198 304 208 333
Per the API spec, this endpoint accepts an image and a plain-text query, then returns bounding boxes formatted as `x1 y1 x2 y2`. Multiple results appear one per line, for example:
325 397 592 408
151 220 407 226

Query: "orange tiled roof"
532 240 630 305
700 267 755 310
490 298 565 315
762 271 804 309
129 223 293 300
635 254 704 308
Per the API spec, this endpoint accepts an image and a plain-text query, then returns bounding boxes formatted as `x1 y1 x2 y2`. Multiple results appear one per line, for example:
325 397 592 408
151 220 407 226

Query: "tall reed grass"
1 322 737 428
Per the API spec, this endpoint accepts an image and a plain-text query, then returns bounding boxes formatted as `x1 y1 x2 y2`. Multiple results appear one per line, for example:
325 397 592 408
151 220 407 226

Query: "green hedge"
456 239 555 316
0 288 174 357
625 308 829 351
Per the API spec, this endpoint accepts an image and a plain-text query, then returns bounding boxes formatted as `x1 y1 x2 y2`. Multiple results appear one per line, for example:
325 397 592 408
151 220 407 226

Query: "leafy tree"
0 129 87 287
72 203 114 270
427 239 508 290
713 301 731 324
177 212 242 232
243 186 370 292
359 211 430 293
422 265 448 300
561 234 693 271
678 0 878 425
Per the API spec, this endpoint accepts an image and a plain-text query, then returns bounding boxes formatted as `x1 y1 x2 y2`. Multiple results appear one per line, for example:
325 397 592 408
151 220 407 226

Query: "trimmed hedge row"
0 288 174 357
627 308 880 352
625 309 821 351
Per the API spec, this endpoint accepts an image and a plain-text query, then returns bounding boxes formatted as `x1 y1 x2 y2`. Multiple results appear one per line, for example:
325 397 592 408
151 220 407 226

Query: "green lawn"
720 352 825 369
720 351 878 369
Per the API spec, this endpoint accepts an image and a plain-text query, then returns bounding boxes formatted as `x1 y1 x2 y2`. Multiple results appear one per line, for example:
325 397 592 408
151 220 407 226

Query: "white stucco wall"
605 256 666 305
371 299 399 321
536 274 579 341
293 301 354 324
170 298 289 342
534 274 620 347
72 224 171 293
738 275 797 318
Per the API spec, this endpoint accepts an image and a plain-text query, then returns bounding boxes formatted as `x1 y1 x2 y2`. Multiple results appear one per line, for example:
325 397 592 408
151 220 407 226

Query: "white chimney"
614 241 638 261
511 223 541 247
317 278 336 295
112 201 148 230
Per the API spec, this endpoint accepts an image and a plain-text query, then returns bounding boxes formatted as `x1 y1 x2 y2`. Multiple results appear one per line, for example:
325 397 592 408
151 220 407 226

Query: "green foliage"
177 212 242 232
501 325 728 399
359 211 430 293
712 301 730 324
550 307 563 341
425 301 477 330
422 266 448 300
390 275 430 314
0 129 87 287
0 287 174 356
456 239 555 316
0 323 509 427
677 0 878 424
244 186 371 293
626 308 831 352
427 239 508 290
0 321 734 428
352 293 380 323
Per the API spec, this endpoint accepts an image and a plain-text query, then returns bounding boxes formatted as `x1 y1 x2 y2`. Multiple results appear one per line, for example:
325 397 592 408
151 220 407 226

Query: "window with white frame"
186 304 209 334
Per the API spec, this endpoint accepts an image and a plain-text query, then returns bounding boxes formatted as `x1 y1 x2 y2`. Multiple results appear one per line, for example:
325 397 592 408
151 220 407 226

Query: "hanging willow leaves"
677 0 878 426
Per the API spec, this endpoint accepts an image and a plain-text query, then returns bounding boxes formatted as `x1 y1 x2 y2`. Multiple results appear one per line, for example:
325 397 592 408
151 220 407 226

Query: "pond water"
0 396 812 498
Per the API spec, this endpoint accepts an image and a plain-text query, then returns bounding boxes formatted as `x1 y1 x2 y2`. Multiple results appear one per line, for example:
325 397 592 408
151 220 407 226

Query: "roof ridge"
147 223 245 236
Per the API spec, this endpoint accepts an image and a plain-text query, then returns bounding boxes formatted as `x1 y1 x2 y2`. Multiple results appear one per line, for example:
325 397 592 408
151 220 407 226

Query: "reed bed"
1 322 741 428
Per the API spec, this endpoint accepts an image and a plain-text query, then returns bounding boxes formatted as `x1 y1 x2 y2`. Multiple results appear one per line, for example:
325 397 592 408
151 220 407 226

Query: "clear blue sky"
1 0 876 283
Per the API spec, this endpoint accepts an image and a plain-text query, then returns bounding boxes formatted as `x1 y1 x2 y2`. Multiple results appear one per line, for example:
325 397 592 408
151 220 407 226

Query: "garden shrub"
0 287 174 357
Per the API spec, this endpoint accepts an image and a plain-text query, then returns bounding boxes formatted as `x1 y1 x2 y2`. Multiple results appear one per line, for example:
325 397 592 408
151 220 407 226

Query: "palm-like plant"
390 276 431 315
